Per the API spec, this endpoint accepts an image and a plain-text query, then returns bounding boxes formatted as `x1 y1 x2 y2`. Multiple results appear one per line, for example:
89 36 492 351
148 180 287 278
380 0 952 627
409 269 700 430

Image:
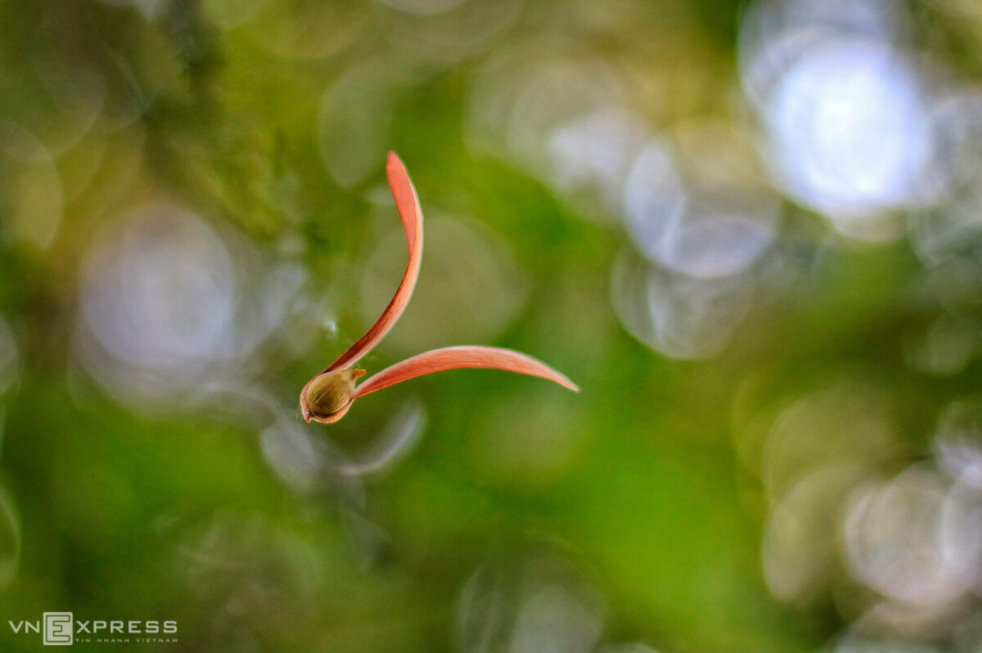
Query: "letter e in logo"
43 613 73 646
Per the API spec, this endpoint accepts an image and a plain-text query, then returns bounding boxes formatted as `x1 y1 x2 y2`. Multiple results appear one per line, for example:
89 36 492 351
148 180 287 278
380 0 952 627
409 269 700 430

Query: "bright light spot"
82 205 238 368
261 417 329 495
76 204 306 410
909 91 982 266
843 465 974 607
458 555 605 653
767 39 935 228
339 401 427 477
761 383 895 497
547 109 648 218
468 49 626 178
740 0 906 111
834 631 939 653
763 464 866 603
611 250 753 360
510 581 603 653
624 140 779 278
77 205 239 406
740 0 955 241
901 315 980 376
934 400 982 489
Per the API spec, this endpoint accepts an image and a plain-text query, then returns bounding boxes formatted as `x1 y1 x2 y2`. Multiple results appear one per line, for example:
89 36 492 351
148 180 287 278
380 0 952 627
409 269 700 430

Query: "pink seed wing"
325 152 424 372
352 346 580 398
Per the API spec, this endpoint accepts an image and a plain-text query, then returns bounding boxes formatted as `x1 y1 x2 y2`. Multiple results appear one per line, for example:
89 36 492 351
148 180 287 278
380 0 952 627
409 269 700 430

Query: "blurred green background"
2 0 982 651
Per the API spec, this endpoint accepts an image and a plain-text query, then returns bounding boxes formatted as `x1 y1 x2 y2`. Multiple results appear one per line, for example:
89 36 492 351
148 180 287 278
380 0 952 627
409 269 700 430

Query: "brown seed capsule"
300 368 367 424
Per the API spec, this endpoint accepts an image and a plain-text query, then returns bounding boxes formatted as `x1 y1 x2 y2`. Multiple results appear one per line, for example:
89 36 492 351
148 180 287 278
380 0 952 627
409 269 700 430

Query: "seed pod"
300 368 367 424
300 153 578 427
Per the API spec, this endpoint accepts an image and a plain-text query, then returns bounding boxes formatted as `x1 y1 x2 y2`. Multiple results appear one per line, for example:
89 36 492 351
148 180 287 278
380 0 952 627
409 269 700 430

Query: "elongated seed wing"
325 152 424 372
352 346 580 398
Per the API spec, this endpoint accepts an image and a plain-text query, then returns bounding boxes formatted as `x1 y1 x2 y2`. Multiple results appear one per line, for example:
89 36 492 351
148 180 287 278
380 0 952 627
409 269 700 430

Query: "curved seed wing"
353 346 580 398
326 152 424 372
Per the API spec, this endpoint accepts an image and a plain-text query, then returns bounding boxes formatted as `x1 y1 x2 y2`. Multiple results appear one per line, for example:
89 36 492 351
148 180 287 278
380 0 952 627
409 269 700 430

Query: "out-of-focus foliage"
2 0 982 651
